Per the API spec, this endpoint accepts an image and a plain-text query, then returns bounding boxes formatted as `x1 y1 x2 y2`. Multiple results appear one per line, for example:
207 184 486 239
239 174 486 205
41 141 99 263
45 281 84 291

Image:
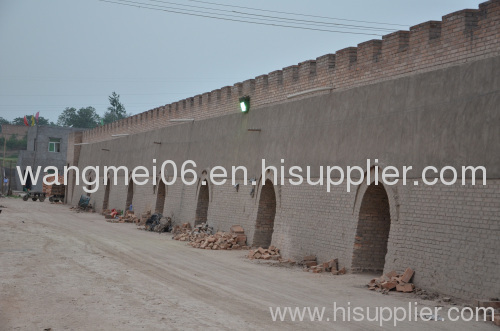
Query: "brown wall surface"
67 1 500 300
68 54 500 300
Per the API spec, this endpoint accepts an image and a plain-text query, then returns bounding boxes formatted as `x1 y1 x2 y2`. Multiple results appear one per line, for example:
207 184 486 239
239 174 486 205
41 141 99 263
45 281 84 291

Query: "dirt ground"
0 198 496 330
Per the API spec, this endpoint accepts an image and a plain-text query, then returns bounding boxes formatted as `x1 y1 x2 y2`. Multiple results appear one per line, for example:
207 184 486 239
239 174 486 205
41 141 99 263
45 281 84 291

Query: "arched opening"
125 178 134 211
23 169 33 191
253 180 276 248
352 184 391 272
195 181 209 225
86 175 92 197
102 179 111 210
69 170 77 203
155 180 166 214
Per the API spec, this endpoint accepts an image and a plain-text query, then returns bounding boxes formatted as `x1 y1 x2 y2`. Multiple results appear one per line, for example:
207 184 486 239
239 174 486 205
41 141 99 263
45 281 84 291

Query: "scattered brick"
494 315 500 327
475 299 500 309
396 283 415 293
173 224 249 251
301 256 343 275
368 268 416 293
248 246 280 260
400 267 414 283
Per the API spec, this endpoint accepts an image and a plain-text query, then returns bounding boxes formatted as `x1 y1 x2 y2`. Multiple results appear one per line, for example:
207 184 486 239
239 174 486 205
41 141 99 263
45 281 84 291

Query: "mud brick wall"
384 180 500 299
68 1 500 301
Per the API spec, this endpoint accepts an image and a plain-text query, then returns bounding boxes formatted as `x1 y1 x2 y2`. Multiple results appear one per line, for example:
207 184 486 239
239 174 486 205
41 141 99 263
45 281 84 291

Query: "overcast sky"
0 0 480 123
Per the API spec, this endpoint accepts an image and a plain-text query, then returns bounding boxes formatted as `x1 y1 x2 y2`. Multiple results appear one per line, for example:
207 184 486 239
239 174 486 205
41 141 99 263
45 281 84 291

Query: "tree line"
0 134 28 151
0 92 129 129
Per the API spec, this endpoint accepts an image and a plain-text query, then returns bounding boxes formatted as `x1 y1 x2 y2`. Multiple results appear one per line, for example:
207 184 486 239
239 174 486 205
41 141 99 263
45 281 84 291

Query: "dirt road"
0 199 495 330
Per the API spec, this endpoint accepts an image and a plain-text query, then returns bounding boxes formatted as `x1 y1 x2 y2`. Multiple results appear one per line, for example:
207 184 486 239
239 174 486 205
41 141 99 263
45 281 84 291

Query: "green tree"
37 116 50 125
12 116 50 126
57 107 77 126
0 134 27 150
57 107 100 128
0 117 10 125
12 117 26 126
103 92 128 124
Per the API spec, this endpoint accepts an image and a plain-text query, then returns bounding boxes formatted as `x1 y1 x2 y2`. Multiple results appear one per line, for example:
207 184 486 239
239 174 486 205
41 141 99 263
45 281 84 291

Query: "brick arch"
86 174 92 197
252 179 277 248
352 166 399 222
351 166 398 273
155 177 166 214
125 177 134 211
102 178 111 210
254 170 281 208
195 178 210 226
194 169 214 202
351 183 391 272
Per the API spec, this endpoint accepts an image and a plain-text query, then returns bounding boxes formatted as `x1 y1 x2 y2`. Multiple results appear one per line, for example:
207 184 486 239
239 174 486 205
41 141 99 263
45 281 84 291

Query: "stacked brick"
302 255 346 275
103 209 137 223
173 224 249 250
42 174 64 196
247 246 281 260
368 268 415 293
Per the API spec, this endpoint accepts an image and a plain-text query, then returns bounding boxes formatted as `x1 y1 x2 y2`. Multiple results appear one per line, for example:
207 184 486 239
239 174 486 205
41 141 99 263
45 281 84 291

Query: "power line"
229 11 394 32
185 0 407 27
0 103 162 107
98 0 384 36
0 93 191 97
0 77 239 81
113 0 391 33
144 0 397 31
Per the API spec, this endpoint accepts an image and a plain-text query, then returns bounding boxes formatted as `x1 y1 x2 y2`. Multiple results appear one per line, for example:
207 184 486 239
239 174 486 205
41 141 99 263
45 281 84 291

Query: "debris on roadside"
413 288 439 301
300 256 344 275
247 246 281 260
173 223 249 250
475 298 500 324
367 267 415 294
141 213 172 233
69 205 94 213
102 209 137 223
77 195 92 211
494 314 500 327
138 211 152 226
172 222 192 234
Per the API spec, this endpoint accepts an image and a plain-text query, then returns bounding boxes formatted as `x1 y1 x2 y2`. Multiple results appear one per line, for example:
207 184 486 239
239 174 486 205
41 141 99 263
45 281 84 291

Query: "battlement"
83 0 500 143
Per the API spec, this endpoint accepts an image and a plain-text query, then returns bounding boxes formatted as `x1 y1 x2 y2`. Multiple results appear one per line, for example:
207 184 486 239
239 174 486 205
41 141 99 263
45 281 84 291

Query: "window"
48 138 61 153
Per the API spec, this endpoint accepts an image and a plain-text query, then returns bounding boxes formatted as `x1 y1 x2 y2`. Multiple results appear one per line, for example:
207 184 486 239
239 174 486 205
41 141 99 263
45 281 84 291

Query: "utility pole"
8 160 12 196
1 133 5 194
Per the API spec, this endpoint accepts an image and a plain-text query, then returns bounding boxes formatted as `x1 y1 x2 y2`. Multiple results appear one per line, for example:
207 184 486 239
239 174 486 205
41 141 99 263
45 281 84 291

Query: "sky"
0 0 481 124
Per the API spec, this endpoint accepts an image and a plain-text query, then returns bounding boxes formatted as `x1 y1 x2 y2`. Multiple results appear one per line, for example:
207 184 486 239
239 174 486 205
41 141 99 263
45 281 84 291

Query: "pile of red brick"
368 268 415 293
172 222 192 234
173 224 249 250
474 299 500 326
302 255 345 275
42 174 65 196
103 209 137 223
247 246 281 260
